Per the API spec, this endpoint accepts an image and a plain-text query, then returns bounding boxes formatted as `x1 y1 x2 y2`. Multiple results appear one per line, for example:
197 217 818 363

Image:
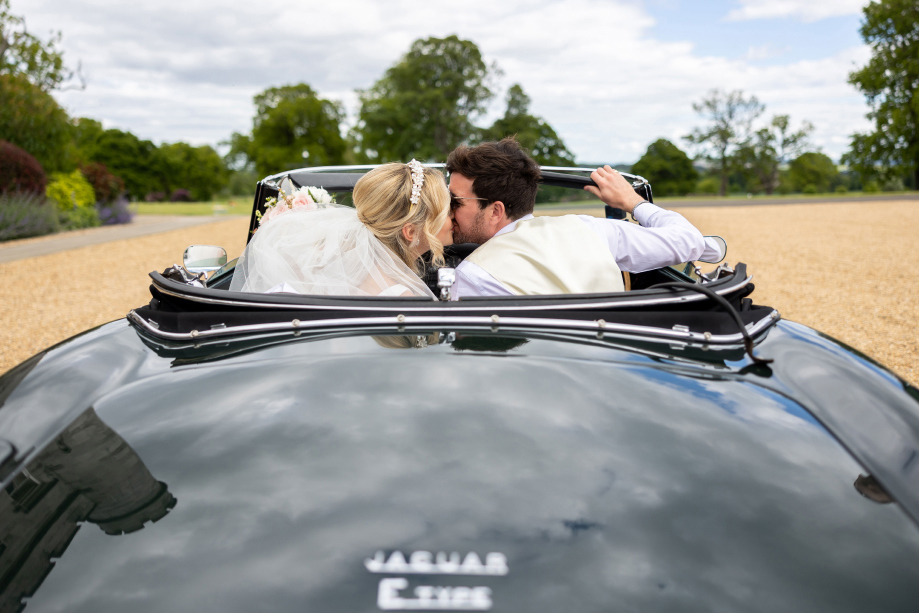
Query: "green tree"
81 128 168 198
356 35 497 162
223 167 259 197
684 89 764 196
230 83 345 177
76 121 227 200
631 139 698 197
160 142 227 201
482 84 574 165
0 0 79 91
0 73 72 171
72 117 104 162
739 115 814 194
843 0 919 189
789 152 839 193
224 131 254 172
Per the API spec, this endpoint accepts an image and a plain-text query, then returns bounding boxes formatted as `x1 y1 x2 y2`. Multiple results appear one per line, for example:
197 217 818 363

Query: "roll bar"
248 165 653 242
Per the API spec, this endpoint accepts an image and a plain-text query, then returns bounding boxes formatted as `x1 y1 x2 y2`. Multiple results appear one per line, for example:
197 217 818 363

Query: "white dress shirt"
453 203 716 299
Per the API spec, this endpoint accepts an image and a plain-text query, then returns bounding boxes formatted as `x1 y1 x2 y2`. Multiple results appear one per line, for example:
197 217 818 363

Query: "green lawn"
654 190 916 204
133 198 251 216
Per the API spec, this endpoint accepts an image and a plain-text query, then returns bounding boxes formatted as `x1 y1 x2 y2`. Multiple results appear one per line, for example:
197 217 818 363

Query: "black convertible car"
1 165 918 612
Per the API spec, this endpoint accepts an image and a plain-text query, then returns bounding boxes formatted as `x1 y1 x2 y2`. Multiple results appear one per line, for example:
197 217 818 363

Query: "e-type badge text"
367 551 508 611
378 578 492 611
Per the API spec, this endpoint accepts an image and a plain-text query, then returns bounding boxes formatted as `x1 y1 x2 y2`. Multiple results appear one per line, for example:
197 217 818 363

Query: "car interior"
132 165 779 368
201 167 723 295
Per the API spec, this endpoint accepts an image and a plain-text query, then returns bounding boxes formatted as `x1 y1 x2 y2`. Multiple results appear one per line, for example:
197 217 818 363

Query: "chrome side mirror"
437 267 456 301
183 245 227 276
698 236 727 264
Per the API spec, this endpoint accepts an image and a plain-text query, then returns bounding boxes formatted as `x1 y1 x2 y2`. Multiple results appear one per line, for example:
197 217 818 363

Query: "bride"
230 161 453 298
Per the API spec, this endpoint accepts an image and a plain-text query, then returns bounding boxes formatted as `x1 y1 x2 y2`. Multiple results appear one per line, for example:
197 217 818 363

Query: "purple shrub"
170 188 192 202
0 192 60 241
0 141 47 195
80 162 125 204
96 196 135 225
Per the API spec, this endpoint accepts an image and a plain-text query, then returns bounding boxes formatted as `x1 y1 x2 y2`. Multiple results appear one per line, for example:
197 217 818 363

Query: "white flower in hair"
408 159 425 207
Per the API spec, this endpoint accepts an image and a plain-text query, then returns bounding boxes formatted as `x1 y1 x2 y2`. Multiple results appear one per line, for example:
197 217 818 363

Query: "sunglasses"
449 194 490 211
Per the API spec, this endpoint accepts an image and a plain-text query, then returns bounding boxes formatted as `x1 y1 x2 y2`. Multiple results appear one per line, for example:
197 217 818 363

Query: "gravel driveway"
1 200 916 385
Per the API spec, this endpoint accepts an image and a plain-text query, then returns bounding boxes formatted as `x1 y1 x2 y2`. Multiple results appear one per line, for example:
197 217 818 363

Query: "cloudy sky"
20 0 872 163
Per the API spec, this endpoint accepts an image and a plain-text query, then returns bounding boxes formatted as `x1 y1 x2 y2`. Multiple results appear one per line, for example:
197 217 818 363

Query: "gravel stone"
0 218 248 373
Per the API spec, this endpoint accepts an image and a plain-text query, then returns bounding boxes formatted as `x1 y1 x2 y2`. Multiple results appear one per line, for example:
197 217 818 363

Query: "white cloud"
15 0 872 163
725 0 868 23
742 44 788 61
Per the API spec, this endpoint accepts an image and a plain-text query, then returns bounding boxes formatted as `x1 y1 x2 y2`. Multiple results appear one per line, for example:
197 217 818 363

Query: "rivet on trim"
703 332 712 341
396 314 406 323
490 314 500 332
597 319 606 328
292 319 300 328
190 330 199 338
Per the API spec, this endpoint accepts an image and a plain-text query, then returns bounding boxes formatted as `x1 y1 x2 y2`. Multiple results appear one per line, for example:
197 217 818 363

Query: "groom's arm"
583 166 708 272
579 206 706 273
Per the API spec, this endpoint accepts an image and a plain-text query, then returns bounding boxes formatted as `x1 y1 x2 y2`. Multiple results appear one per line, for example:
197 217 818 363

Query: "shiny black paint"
2 320 919 612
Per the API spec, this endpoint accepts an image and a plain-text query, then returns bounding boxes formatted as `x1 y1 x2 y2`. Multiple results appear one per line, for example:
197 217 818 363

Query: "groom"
445 138 714 299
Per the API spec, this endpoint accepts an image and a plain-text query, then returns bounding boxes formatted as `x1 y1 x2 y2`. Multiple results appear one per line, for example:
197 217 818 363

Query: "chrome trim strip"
262 164 447 184
128 308 780 344
539 167 648 184
154 327 749 362
152 275 753 313
263 165 647 186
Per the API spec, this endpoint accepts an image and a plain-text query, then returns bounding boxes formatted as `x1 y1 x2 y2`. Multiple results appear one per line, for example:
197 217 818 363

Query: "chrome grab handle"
437 268 456 302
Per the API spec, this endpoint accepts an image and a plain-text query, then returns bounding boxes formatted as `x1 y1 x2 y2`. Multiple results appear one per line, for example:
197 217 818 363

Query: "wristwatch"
631 200 651 223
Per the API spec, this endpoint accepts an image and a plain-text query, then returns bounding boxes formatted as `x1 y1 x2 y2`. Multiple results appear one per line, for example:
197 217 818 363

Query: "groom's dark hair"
446 137 541 220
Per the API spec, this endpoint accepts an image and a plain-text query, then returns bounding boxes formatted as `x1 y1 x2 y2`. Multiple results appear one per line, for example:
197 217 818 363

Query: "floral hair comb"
408 159 425 209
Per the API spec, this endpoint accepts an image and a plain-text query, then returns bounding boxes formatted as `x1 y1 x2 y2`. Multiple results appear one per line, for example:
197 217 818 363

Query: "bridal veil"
229 205 434 298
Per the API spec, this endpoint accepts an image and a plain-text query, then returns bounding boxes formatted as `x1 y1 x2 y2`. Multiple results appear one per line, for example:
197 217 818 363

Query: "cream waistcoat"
464 215 624 295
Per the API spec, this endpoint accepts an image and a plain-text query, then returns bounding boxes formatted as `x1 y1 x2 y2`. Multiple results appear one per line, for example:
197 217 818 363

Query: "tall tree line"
228 35 574 179
842 0 919 191
678 89 821 197
227 0 919 196
0 0 227 200
5 0 916 201
674 0 918 196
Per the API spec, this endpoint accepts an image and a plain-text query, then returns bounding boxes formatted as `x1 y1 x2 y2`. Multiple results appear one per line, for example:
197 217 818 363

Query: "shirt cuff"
632 202 662 226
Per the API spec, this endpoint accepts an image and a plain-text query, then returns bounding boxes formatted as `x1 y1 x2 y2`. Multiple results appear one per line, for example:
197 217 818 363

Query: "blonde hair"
353 163 450 274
